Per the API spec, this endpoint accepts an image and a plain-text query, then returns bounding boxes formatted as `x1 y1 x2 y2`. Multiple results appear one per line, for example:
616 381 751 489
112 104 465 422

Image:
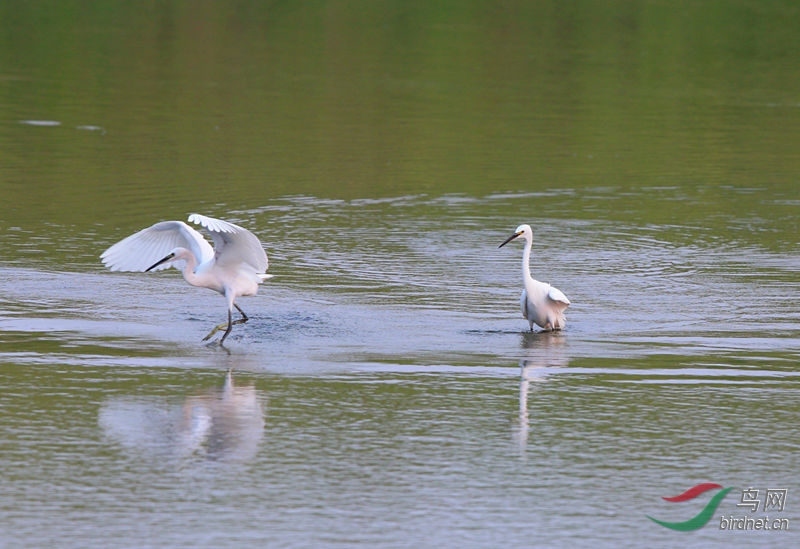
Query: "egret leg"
202 306 250 343
234 304 249 322
219 309 234 346
202 321 229 342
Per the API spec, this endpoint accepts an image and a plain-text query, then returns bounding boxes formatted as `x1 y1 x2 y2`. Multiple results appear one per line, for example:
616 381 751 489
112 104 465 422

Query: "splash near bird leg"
202 307 249 342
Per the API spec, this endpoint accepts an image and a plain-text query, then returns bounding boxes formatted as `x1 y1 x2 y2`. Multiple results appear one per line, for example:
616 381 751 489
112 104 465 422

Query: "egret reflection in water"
99 371 266 463
514 333 570 450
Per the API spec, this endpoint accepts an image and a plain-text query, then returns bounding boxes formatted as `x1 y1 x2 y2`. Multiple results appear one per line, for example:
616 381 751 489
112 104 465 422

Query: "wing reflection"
514 332 570 451
99 370 266 463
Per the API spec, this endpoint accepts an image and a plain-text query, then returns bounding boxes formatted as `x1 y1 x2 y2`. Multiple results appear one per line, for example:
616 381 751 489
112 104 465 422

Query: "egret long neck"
179 253 224 293
522 237 533 281
179 254 202 286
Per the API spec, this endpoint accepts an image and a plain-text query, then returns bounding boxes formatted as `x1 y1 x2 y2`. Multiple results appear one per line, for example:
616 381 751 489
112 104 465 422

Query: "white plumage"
101 214 271 345
499 224 570 331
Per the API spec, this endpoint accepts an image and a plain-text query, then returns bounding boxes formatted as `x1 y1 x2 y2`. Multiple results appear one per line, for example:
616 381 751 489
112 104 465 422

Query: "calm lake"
1 2 799 547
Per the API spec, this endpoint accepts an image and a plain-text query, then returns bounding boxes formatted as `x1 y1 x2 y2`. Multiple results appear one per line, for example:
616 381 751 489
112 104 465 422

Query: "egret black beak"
498 232 522 248
146 252 176 272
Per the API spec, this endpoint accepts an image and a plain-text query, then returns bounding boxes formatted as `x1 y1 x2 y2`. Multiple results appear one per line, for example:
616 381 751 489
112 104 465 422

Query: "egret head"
151 247 197 272
499 224 533 248
145 251 176 272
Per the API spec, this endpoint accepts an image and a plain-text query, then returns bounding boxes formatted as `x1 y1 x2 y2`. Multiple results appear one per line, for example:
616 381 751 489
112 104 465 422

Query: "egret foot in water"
101 214 272 346
203 305 250 345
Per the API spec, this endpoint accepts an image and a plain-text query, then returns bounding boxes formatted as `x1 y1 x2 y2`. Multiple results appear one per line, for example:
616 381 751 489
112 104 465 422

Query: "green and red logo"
646 483 737 531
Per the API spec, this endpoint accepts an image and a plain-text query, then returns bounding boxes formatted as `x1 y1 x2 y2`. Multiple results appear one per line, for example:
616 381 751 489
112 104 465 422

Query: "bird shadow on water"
98 369 266 467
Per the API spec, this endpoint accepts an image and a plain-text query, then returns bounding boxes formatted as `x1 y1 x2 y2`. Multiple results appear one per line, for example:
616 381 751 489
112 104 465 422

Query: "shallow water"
2 2 800 547
2 194 799 547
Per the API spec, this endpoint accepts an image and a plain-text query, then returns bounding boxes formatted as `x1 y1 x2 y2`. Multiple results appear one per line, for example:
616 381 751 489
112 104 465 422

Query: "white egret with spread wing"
499 224 570 331
101 214 272 345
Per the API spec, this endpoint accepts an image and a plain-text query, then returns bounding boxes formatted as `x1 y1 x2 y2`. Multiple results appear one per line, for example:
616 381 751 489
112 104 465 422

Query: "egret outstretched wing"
101 221 214 272
188 213 268 274
101 213 271 346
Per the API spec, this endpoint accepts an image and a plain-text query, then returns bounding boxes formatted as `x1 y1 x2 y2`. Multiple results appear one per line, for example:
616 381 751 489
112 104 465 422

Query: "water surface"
1 2 799 547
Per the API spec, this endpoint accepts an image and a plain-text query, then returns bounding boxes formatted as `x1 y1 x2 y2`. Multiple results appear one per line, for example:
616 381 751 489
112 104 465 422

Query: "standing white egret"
101 213 272 345
499 224 570 332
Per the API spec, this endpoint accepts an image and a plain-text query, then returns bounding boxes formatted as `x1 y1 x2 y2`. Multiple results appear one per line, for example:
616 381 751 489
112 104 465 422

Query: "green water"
1 2 798 547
